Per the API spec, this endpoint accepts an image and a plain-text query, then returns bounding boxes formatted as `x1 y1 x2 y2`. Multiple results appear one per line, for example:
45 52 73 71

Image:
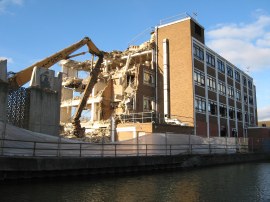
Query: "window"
242 76 247 86
244 93 248 104
217 59 225 73
229 107 235 119
250 113 254 125
244 112 248 123
194 70 205 86
219 103 227 117
248 80 253 89
236 90 241 101
207 76 216 91
193 44 204 61
235 71 240 82
143 71 154 86
208 100 217 115
195 96 206 113
143 97 153 111
228 86 234 98
206 52 215 67
227 66 233 78
218 81 226 95
237 110 242 121
249 95 254 105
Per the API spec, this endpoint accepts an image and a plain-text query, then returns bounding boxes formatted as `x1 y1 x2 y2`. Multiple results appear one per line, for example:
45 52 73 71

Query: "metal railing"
118 112 194 126
159 12 194 26
0 137 256 158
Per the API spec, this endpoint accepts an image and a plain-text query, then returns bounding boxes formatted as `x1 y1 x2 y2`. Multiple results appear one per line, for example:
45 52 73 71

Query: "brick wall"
157 19 194 125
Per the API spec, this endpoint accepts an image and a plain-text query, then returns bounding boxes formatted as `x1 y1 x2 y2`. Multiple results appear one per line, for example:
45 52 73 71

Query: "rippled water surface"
1 162 270 202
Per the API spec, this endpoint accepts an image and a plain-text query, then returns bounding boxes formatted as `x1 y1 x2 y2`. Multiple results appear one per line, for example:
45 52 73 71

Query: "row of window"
143 95 254 124
193 43 253 87
195 97 253 121
194 70 254 105
143 95 253 122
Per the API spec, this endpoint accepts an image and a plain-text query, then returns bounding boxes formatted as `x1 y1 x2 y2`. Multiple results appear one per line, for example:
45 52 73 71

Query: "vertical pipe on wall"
155 27 159 116
163 38 169 119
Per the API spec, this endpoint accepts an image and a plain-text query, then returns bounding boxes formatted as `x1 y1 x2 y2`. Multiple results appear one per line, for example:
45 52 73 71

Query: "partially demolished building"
58 16 257 140
58 14 257 140
59 34 156 141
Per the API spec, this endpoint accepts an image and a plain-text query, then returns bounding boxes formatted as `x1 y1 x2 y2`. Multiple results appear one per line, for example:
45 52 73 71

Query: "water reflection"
1 162 270 202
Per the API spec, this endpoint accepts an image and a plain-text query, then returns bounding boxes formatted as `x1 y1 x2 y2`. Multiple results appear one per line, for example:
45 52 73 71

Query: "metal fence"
7 87 30 129
0 137 257 158
118 112 194 126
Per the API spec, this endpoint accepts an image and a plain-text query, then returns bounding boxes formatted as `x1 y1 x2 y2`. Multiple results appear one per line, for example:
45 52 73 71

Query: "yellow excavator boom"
8 37 102 89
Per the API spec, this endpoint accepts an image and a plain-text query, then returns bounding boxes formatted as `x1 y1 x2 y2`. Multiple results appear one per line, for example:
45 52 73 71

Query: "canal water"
1 162 270 202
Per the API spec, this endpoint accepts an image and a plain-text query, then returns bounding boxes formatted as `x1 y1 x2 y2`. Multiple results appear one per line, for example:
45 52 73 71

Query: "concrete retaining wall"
0 153 269 181
28 88 61 136
28 67 62 136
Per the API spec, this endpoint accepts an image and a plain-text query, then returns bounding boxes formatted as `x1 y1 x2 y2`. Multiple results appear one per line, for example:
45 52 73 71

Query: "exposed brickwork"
157 19 194 125
207 67 216 77
136 64 155 112
209 116 218 137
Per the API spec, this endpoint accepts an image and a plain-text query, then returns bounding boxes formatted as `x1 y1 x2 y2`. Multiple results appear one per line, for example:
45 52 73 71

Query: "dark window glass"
235 71 240 82
217 59 225 73
193 44 204 61
227 66 233 78
206 52 215 67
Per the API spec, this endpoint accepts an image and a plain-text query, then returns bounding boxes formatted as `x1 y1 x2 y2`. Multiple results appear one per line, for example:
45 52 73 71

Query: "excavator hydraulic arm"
72 54 104 138
8 37 102 89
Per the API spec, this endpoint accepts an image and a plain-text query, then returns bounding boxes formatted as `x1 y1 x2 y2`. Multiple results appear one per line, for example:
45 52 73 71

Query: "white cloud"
206 13 270 71
256 33 270 47
258 105 270 121
0 56 14 63
0 0 24 14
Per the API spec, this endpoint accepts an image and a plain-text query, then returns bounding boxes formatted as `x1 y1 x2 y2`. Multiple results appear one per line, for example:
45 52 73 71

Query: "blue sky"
0 0 270 121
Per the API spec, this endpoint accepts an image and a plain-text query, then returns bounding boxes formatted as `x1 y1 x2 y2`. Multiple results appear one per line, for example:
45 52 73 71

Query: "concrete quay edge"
0 153 269 181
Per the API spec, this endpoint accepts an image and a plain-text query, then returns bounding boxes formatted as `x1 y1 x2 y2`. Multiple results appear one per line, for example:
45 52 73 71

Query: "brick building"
152 15 258 137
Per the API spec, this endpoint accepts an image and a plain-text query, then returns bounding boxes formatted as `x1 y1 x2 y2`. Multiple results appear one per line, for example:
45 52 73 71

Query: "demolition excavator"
8 37 104 138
